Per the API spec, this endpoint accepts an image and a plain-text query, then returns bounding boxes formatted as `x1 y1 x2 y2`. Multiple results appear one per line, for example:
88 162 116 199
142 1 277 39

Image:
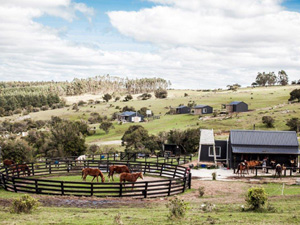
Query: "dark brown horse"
274 164 282 178
108 165 130 182
11 164 31 176
82 168 105 182
120 172 143 190
236 162 248 177
3 159 14 167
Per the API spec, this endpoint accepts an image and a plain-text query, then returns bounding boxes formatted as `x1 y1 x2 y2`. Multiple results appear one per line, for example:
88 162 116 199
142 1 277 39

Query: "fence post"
144 182 148 198
31 163 35 176
12 176 17 193
114 153 116 161
168 180 172 196
119 183 123 197
143 162 147 175
160 164 164 176
255 168 258 177
188 172 192 189
35 180 39 194
49 162 52 174
91 183 94 196
182 177 187 193
290 169 292 176
2 174 7 190
61 181 64 195
284 169 286 176
173 166 177 178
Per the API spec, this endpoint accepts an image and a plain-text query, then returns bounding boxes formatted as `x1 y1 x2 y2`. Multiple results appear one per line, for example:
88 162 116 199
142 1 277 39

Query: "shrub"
78 100 86 106
262 116 275 128
286 118 299 131
103 93 112 102
200 202 215 212
10 195 39 214
40 105 49 111
245 187 268 211
124 94 133 102
212 172 216 180
166 196 188 220
198 186 205 197
154 88 168 99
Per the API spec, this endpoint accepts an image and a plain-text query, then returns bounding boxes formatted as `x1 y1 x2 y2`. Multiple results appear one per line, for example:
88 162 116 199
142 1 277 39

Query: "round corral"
0 160 191 198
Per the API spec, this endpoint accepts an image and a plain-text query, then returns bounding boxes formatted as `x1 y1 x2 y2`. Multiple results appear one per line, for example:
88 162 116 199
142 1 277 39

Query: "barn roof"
200 129 215 145
230 130 299 147
194 105 210 109
228 101 244 105
176 105 190 109
120 111 139 117
232 146 299 154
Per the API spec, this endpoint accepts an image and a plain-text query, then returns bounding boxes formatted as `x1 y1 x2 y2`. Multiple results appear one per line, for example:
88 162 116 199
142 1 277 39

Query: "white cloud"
107 0 300 88
0 0 300 89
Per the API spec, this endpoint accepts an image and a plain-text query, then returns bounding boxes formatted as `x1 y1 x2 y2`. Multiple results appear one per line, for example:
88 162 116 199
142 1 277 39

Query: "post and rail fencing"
0 160 192 198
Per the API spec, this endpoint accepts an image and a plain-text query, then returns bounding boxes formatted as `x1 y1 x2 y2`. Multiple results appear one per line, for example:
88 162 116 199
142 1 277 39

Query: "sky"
1 0 300 89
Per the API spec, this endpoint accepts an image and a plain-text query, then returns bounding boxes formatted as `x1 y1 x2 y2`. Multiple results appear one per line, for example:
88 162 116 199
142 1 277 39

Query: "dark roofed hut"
229 130 300 168
192 105 213 115
175 106 191 114
117 111 144 123
226 101 248 113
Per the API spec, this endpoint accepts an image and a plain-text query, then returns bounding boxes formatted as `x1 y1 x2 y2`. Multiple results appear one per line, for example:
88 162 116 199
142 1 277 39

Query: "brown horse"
236 162 248 177
119 172 143 190
108 165 130 182
11 164 31 176
246 160 261 173
3 159 14 167
82 168 105 182
274 164 282 179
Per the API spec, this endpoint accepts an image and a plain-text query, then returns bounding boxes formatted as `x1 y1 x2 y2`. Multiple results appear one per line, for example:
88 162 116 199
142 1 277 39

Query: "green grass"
1 86 300 144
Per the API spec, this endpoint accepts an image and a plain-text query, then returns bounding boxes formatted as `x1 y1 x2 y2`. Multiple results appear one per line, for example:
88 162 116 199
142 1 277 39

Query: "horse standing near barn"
108 165 130 182
119 172 143 190
246 160 262 174
82 168 105 182
274 164 282 179
236 162 248 177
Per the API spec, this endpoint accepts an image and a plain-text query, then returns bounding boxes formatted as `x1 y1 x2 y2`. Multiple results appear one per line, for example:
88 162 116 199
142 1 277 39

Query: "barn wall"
199 140 227 162
236 102 248 112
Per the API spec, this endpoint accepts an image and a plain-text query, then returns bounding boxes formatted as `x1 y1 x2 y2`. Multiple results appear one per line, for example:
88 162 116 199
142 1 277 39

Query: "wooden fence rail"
0 160 191 198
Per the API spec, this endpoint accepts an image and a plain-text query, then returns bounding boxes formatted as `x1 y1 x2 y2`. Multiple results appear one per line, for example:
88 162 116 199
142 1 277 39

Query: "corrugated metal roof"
176 106 189 109
194 105 209 109
120 111 137 116
232 146 300 154
229 101 243 105
230 130 299 147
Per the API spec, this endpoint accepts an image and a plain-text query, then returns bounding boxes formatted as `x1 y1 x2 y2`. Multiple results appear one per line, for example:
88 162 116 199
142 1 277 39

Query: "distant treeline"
0 75 170 96
0 75 170 117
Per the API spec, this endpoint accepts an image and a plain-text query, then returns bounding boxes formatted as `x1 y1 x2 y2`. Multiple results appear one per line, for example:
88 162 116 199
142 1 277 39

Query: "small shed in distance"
192 105 213 115
176 106 191 114
117 111 144 123
226 101 248 113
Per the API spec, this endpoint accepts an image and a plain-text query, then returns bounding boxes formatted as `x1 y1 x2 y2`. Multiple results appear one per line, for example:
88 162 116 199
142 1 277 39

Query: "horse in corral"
11 164 31 176
108 165 130 182
246 160 262 173
76 155 87 161
274 164 282 179
82 168 105 182
236 162 248 177
3 159 14 167
270 160 277 169
119 172 144 190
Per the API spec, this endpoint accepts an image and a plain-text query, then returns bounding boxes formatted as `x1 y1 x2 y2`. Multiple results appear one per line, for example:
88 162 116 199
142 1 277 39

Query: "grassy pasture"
1 85 300 143
1 180 300 224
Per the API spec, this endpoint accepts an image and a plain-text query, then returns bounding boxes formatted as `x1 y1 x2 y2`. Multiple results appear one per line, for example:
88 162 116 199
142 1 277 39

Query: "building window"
202 108 207 113
208 146 221 157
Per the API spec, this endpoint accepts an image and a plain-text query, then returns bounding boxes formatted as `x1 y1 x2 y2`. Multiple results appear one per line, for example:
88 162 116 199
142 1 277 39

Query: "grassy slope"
1 182 300 224
1 85 300 143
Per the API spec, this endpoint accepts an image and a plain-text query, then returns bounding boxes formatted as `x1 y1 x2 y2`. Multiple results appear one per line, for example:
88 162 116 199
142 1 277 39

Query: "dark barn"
199 140 228 162
117 111 144 123
228 130 300 169
175 106 191 114
192 105 213 115
163 144 185 156
226 101 248 113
